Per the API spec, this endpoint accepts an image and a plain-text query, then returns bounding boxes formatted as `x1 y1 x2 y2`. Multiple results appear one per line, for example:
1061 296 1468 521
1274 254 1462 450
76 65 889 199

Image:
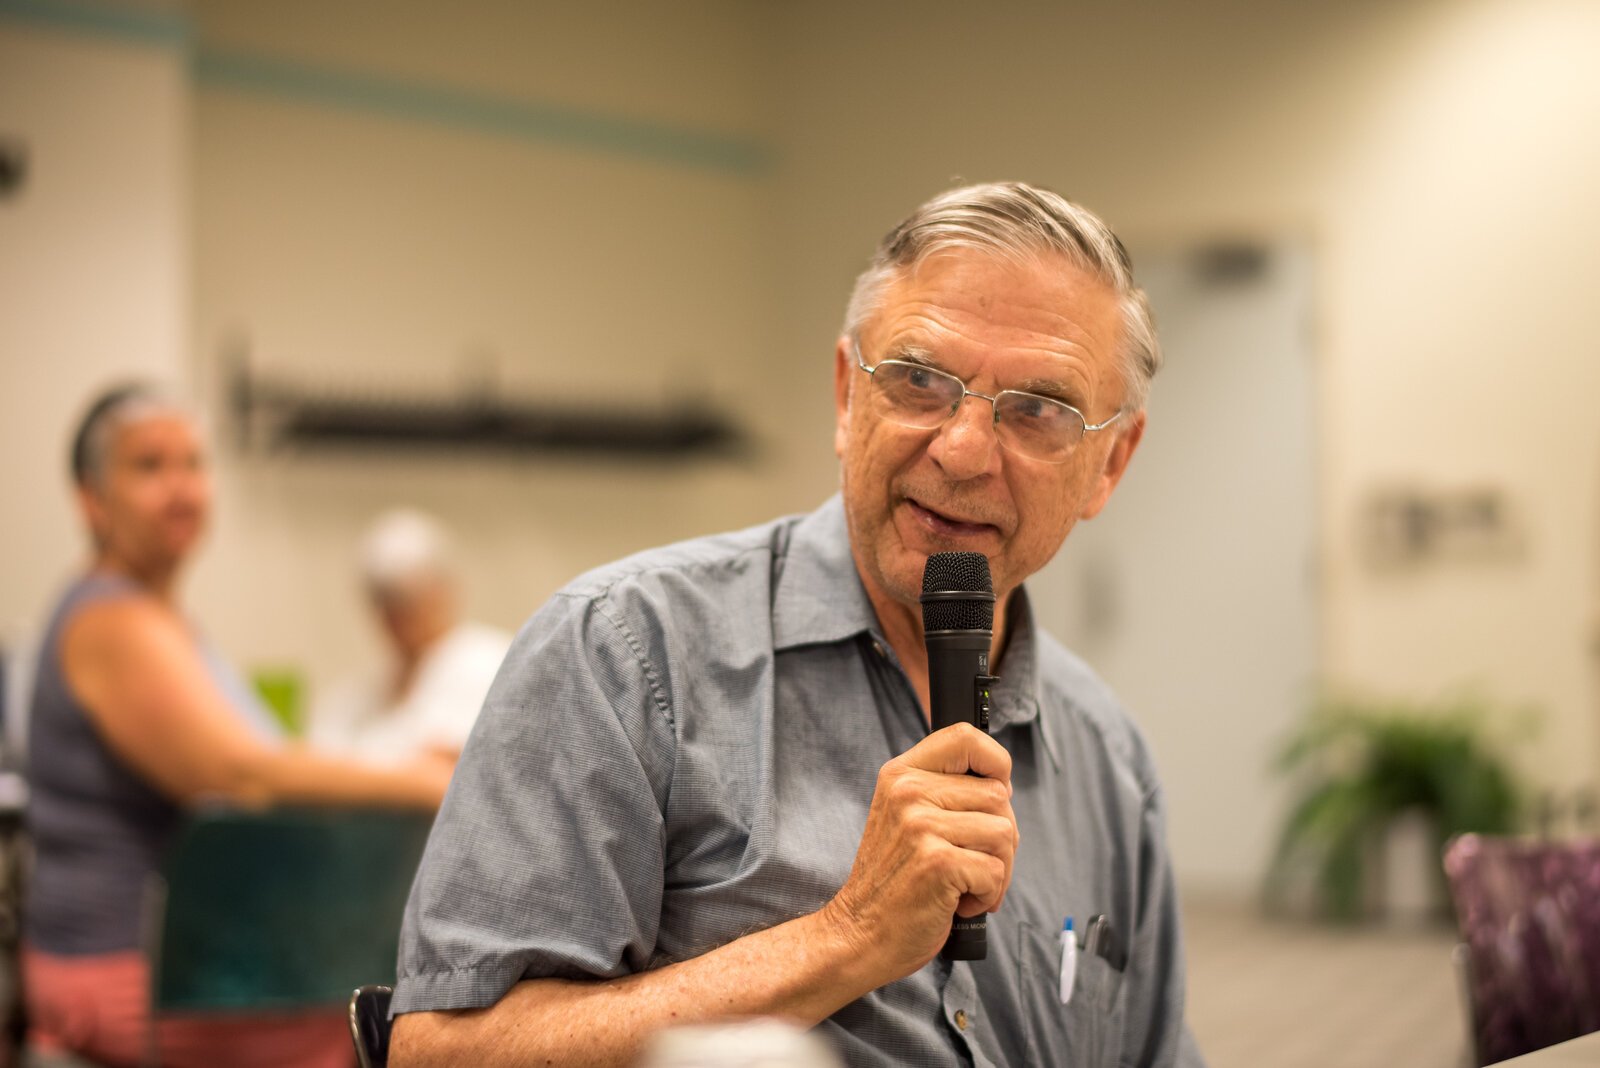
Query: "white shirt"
310 621 511 763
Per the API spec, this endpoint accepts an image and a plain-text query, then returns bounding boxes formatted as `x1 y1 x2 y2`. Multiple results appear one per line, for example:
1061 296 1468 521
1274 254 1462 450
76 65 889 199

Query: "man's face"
370 575 456 661
834 249 1144 612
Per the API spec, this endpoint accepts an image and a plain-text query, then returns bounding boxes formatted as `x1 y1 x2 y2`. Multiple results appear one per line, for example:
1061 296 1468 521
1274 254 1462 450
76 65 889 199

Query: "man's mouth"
904 497 997 539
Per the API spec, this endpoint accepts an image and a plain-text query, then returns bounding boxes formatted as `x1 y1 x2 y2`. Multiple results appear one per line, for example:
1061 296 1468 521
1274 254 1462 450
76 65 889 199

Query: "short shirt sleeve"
391 589 676 1013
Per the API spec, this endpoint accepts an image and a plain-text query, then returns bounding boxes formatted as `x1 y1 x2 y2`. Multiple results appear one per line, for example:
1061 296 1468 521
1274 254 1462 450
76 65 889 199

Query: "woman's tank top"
25 573 279 953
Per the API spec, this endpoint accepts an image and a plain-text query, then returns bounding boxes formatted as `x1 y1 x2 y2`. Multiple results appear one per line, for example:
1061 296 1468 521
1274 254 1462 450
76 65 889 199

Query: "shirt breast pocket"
1017 920 1128 1066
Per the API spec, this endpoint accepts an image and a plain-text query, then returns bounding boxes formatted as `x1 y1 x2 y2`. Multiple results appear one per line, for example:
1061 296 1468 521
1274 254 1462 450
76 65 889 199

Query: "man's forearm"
390 905 882 1068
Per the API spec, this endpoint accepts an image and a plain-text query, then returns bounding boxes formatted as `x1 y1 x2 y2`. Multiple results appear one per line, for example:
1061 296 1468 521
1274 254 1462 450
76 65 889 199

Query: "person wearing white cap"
309 509 511 763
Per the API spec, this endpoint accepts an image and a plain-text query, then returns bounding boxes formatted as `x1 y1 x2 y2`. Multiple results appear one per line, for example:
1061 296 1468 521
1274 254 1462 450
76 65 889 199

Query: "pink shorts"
22 947 353 1068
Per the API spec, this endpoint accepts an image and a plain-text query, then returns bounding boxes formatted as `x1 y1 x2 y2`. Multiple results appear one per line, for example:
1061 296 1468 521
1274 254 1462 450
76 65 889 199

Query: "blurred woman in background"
24 383 452 1068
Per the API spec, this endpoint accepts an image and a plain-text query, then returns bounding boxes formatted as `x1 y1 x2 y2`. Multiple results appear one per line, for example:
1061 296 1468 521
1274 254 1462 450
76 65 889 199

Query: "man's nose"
926 395 1002 479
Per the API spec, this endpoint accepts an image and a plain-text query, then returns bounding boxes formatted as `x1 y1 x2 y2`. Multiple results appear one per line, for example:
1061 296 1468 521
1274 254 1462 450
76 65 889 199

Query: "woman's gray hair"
842 181 1162 410
69 381 190 488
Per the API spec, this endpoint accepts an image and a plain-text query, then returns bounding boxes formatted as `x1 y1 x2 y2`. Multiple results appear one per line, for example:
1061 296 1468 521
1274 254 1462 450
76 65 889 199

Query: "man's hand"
821 723 1019 984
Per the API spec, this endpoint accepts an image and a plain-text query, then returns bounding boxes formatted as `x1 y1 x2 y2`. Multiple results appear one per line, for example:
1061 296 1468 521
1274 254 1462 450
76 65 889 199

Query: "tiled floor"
1183 899 1468 1068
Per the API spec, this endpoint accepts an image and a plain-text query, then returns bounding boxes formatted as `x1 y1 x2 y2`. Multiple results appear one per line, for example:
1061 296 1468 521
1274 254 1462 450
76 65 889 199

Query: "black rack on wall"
226 350 748 460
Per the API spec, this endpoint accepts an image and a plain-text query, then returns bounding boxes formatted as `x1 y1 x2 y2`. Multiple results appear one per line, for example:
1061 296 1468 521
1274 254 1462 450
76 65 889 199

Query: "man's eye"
906 367 939 390
1012 394 1049 418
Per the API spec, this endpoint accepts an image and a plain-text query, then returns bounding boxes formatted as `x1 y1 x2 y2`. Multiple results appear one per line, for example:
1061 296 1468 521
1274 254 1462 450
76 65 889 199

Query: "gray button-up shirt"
395 495 1203 1067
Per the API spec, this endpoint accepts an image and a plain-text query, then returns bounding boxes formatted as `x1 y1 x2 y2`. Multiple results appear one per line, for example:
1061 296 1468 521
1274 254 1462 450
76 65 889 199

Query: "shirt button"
871 640 886 658
954 1009 969 1032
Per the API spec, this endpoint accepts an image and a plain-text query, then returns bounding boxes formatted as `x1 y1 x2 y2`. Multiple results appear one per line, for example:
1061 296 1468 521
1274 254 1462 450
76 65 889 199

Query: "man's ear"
833 335 854 460
1079 410 1145 520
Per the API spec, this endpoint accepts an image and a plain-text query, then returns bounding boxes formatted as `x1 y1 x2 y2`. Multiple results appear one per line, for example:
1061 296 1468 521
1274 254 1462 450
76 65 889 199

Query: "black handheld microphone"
920 551 999 962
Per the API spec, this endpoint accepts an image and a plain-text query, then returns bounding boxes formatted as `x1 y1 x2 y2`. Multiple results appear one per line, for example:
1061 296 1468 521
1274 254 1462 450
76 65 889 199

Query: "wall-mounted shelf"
226 351 748 460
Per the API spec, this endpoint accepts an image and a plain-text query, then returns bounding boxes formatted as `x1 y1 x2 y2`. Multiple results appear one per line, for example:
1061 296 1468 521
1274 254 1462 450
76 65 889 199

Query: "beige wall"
1321 0 1600 795
186 1 785 693
4 0 1598 890
0 20 190 644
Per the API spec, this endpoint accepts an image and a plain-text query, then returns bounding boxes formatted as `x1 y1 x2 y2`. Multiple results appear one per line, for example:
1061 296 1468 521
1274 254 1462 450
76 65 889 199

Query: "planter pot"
1373 808 1447 926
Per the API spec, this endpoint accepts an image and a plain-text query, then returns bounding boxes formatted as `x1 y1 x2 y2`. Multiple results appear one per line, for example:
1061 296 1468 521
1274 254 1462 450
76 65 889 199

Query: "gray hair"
842 181 1161 410
69 382 190 488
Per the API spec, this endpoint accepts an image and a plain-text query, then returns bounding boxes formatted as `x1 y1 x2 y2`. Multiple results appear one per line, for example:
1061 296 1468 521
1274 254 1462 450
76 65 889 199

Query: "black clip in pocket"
1083 913 1127 972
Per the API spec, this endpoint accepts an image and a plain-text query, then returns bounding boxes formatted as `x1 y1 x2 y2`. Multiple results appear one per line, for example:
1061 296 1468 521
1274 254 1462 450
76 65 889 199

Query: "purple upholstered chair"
1443 834 1600 1065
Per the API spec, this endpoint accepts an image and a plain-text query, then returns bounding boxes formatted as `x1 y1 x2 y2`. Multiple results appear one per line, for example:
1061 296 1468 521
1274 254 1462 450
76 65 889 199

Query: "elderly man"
391 182 1204 1068
310 509 510 763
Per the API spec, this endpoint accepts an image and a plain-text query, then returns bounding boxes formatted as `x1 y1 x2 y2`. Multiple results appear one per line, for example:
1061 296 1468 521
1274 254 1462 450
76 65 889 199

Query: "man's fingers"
883 747 1020 913
902 722 1013 785
907 808 1016 913
942 848 1008 916
914 807 1017 861
946 811 1017 911
902 766 1013 817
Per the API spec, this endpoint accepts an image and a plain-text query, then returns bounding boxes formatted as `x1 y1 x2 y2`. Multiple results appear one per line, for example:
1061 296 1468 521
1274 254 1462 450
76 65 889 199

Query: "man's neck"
863 579 1012 723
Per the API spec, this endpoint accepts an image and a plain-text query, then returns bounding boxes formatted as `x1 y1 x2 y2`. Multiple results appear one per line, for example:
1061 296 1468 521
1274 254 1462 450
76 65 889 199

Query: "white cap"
360 509 454 592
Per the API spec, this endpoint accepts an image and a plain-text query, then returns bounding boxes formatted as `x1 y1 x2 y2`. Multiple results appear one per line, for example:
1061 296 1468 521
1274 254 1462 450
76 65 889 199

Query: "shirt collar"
773 494 1044 734
988 588 1043 733
772 494 881 651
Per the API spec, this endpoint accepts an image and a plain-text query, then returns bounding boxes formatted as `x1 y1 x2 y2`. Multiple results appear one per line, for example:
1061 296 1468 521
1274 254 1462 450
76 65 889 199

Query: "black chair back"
348 984 394 1068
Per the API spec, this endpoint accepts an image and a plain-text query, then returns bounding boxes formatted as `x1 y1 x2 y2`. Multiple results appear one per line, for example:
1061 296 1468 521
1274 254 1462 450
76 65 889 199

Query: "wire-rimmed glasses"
851 340 1122 464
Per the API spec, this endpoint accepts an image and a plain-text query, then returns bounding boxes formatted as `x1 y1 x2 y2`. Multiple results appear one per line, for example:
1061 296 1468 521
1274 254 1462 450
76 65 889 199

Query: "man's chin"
872 543 937 611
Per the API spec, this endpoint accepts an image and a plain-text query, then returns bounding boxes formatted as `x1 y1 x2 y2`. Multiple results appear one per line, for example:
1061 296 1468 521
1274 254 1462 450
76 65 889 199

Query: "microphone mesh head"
922 552 991 595
920 552 994 632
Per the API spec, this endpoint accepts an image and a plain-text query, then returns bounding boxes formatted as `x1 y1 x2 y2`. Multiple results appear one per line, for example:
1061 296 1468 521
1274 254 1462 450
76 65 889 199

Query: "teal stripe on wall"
2 0 772 176
0 0 190 46
194 48 771 175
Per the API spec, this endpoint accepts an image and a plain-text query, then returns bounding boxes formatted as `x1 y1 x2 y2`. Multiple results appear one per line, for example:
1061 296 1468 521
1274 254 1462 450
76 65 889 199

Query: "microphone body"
920 551 998 962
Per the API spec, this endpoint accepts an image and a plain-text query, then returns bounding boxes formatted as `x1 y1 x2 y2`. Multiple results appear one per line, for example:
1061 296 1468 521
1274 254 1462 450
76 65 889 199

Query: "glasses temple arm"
1083 409 1126 433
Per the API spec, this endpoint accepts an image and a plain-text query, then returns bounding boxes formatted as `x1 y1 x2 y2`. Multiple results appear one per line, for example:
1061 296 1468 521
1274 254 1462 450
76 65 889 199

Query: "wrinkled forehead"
874 249 1122 351
867 251 1130 412
883 244 1116 316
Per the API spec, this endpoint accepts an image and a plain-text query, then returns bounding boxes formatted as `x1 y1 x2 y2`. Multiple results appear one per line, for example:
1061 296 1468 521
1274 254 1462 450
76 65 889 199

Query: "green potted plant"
1263 692 1527 922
